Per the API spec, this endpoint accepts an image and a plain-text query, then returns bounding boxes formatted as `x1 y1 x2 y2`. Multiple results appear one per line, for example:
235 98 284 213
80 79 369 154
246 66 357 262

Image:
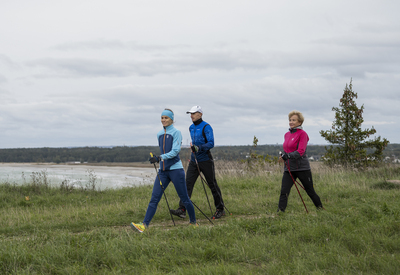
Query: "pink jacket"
283 128 311 171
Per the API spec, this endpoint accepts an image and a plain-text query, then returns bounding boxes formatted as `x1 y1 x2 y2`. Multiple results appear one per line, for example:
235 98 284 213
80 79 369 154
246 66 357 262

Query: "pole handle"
150 152 163 187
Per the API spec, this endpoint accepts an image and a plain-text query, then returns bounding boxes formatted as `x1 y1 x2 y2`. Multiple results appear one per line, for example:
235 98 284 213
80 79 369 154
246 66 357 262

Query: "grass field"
0 162 399 274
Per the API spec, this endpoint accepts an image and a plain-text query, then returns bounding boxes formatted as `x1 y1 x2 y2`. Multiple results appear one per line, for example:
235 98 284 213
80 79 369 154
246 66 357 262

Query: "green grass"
0 164 400 274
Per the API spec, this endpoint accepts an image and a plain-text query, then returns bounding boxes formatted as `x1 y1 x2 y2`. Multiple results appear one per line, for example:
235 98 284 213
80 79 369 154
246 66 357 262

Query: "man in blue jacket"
170 105 225 219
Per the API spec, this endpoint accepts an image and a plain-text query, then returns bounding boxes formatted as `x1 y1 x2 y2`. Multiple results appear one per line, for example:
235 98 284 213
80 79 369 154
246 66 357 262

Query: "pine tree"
319 79 389 167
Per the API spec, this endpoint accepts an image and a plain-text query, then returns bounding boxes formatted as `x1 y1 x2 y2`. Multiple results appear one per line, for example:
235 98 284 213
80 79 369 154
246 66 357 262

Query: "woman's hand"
149 155 160 164
281 152 289 161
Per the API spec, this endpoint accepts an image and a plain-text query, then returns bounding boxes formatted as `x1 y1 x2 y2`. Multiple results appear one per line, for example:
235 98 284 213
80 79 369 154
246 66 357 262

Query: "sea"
0 163 156 190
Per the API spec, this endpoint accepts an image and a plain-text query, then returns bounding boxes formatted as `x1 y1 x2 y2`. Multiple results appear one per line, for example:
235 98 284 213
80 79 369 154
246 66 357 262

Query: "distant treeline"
0 144 399 163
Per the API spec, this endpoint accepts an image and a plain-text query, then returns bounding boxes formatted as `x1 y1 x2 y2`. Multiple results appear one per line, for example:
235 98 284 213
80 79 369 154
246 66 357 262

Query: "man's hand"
191 144 199 153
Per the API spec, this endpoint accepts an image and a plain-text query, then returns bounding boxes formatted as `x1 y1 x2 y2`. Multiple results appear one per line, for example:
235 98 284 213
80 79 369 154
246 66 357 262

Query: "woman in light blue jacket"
130 109 197 233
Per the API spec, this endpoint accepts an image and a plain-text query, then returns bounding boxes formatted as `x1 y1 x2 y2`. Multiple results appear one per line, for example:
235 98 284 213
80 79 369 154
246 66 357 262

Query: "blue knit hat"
161 109 174 121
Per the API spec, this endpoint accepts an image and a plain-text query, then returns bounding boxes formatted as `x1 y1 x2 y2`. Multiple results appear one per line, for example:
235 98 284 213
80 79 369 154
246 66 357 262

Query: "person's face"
161 116 173 127
190 112 202 122
289 115 302 128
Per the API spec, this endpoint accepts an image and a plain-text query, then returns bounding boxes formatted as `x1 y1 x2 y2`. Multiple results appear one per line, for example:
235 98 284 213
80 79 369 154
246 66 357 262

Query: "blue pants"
143 168 196 226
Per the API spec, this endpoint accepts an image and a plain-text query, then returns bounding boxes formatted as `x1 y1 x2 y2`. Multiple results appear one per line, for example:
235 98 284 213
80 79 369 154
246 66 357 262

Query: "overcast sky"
0 0 399 149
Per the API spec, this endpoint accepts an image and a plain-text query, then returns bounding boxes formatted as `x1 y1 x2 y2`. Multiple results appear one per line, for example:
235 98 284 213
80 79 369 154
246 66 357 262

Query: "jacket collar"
289 126 303 133
193 118 203 126
163 124 174 131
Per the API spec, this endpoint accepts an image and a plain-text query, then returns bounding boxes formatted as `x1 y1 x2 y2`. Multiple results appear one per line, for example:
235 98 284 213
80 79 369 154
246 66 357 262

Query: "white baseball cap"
186 105 203 114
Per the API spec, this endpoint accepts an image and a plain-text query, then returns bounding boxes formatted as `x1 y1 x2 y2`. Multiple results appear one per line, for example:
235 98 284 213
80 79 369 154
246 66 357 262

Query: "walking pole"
191 147 213 216
150 153 176 226
280 152 308 214
193 151 232 216
191 199 214 225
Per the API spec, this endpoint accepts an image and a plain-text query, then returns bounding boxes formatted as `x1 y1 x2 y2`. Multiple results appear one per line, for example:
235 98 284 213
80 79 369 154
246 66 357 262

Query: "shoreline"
0 162 154 168
0 162 156 189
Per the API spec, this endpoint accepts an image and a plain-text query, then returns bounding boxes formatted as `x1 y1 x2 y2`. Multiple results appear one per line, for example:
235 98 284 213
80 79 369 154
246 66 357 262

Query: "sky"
0 0 399 148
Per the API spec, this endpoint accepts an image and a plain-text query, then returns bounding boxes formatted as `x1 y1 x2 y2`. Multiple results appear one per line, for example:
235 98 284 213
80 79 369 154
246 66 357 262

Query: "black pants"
278 170 322 211
179 160 224 211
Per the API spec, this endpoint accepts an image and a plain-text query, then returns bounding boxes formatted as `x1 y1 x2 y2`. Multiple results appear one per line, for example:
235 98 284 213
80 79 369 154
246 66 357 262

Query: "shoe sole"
171 215 185 219
130 222 144 233
170 210 186 219
212 212 225 219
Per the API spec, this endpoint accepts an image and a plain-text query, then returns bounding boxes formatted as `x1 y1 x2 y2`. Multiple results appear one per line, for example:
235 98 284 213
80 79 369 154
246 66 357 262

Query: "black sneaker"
212 209 225 219
170 208 186 218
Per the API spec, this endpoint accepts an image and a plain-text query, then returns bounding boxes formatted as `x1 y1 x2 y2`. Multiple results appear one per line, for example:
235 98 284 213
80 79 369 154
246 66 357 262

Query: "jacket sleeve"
288 131 308 159
199 124 214 151
288 151 301 159
160 130 182 160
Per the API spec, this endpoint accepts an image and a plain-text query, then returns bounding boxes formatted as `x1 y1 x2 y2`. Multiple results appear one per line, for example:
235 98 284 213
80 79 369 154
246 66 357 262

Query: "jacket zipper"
163 129 166 171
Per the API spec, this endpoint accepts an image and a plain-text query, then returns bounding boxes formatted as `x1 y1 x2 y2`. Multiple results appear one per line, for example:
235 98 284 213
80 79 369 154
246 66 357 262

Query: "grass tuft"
371 180 400 190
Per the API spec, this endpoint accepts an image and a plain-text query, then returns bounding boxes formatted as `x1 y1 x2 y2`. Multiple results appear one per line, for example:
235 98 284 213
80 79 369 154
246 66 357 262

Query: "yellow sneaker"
189 222 199 228
130 222 146 233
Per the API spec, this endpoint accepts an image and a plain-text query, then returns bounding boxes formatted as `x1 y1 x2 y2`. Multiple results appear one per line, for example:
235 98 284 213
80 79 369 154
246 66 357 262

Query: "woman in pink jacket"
278 110 323 212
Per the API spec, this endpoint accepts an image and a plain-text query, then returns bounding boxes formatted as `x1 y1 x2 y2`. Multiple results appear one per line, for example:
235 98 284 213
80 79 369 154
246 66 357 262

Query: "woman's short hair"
288 110 304 125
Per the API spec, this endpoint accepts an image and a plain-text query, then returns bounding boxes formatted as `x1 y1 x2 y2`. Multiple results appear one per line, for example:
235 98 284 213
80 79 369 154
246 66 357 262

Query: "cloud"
0 54 18 70
26 48 272 78
365 121 395 126
0 74 7 83
52 39 190 52
26 34 400 81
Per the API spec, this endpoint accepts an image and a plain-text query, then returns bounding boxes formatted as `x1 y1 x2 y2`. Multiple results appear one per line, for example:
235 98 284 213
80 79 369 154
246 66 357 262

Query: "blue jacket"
158 124 183 171
190 119 214 162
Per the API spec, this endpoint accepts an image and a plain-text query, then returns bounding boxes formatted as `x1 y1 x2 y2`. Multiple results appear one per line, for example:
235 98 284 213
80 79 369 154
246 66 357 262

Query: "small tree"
243 136 278 171
319 79 389 167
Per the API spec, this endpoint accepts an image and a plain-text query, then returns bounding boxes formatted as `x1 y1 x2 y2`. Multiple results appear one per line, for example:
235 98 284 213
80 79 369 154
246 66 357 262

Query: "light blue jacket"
158 124 183 171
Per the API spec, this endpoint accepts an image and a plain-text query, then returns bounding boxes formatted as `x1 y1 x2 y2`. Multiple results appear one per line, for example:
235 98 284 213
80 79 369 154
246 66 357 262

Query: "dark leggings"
278 170 323 211
179 160 224 211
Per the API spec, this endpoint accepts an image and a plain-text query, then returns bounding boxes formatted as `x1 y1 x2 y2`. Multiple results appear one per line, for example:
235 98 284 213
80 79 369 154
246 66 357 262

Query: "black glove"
149 155 159 164
191 145 199 152
281 152 289 161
